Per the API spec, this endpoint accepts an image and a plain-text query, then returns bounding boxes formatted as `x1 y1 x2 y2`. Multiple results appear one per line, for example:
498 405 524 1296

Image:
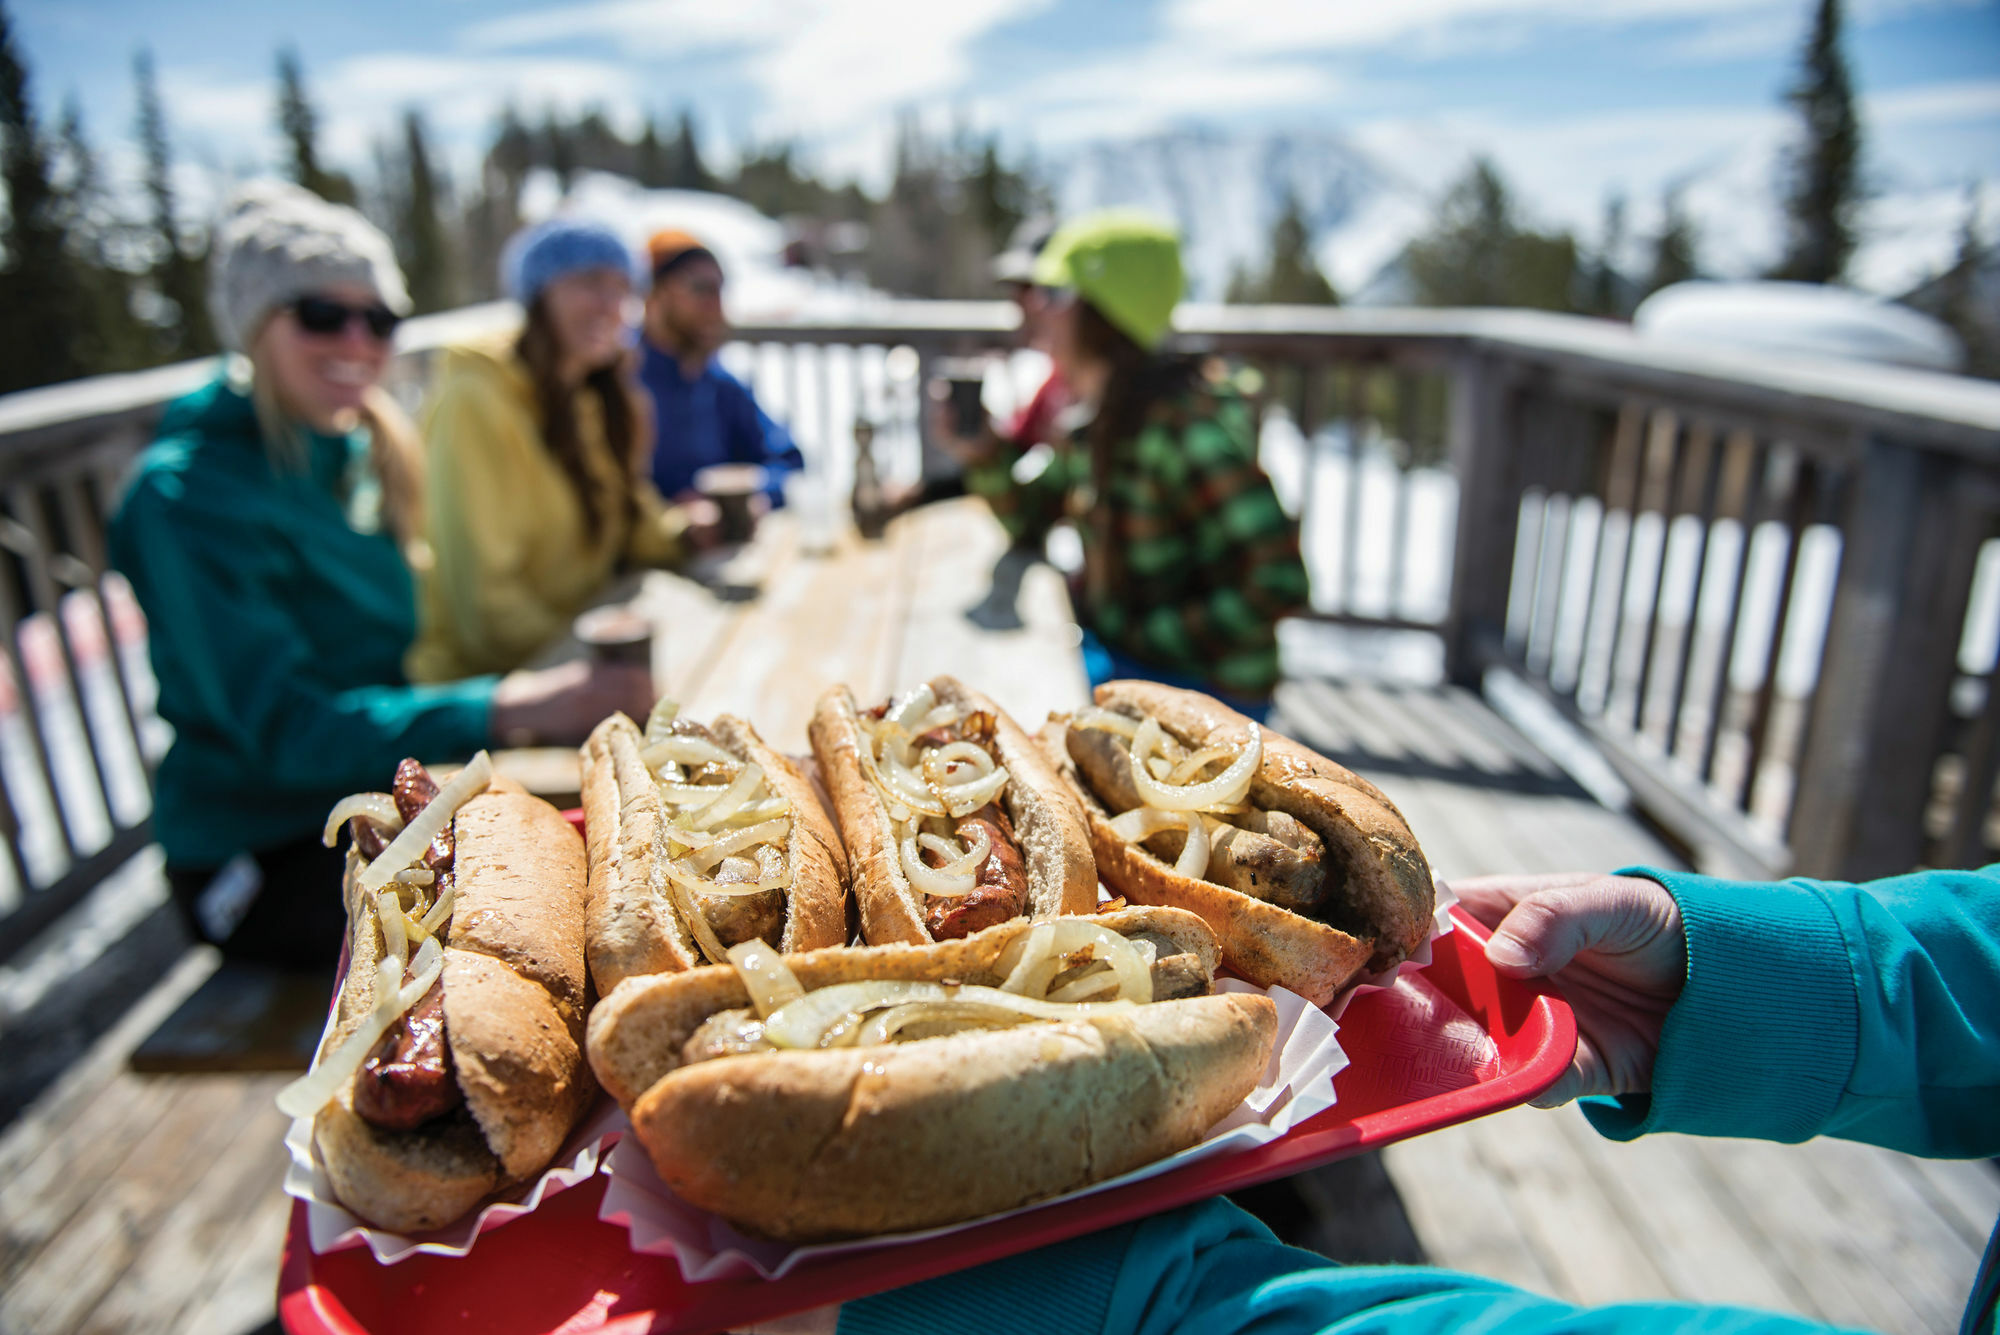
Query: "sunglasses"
290 295 402 341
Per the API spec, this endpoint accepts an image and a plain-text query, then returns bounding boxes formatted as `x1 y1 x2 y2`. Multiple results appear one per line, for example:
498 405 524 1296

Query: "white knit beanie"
206 180 412 352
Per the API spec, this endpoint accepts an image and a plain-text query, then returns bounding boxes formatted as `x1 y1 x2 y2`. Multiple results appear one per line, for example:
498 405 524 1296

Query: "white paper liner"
282 1091 626 1265
1329 872 1460 1020
598 976 1349 1281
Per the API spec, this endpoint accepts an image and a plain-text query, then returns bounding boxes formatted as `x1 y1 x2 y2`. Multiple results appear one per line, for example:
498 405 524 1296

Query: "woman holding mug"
110 183 647 971
958 211 1309 721
407 218 697 682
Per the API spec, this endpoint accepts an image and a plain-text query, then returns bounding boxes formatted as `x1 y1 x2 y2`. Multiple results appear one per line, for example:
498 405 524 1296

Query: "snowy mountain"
1045 125 1995 305
1048 127 1432 302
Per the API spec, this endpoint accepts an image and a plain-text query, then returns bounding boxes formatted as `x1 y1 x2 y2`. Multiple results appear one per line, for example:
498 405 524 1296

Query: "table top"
502 498 1090 801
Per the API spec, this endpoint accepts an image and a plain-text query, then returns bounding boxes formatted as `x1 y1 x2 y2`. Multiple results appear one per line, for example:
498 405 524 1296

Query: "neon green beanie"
1032 210 1184 350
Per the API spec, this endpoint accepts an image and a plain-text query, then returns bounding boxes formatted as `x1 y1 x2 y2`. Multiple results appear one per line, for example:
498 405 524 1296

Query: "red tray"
278 905 1574 1334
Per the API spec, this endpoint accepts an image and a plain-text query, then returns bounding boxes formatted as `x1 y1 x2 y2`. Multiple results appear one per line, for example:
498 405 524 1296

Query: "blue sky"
11 0 1998 281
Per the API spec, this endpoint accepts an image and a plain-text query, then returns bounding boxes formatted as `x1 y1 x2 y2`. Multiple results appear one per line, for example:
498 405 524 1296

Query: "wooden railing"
4 300 1998 961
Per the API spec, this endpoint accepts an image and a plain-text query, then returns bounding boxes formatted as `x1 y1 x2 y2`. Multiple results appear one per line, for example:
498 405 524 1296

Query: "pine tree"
1645 188 1700 297
0 0 86 390
276 47 356 205
51 97 150 371
635 116 668 188
399 109 451 313
669 108 712 191
1405 159 1579 311
135 49 215 357
1938 190 1995 379
1771 0 1861 283
544 110 575 191
1228 192 1337 304
1585 192 1627 316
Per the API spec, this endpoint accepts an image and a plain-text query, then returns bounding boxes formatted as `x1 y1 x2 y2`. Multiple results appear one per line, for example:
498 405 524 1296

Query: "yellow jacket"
406 333 686 681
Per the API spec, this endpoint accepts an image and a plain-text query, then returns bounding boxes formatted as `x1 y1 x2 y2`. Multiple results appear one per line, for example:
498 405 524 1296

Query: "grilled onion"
726 939 807 1019
357 752 493 894
1128 719 1260 812
321 793 402 848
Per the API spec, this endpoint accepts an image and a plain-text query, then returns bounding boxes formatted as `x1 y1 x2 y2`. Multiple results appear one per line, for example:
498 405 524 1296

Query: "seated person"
111 184 649 972
836 863 2000 1334
408 218 694 681
637 229 802 510
953 211 1309 722
916 216 1069 510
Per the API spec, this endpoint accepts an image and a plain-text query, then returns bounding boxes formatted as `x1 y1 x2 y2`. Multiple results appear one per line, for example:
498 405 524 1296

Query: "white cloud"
462 0 1051 142
1867 79 2000 126
1009 49 1346 144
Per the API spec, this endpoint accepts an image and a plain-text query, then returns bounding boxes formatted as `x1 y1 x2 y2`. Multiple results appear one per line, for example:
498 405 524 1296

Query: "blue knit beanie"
501 217 637 306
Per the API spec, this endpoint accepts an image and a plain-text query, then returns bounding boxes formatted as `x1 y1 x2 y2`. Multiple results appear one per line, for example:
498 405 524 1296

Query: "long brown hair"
514 298 643 539
1074 300 1196 458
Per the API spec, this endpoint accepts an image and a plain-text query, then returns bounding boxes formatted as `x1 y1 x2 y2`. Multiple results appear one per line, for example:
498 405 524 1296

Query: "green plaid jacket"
967 387 1308 698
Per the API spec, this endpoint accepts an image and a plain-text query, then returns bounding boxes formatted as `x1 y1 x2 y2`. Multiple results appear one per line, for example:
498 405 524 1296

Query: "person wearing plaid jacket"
959 212 1308 717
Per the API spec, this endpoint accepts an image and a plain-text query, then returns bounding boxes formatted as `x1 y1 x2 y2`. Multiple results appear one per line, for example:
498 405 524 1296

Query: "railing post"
1788 437 1992 880
1442 352 1526 686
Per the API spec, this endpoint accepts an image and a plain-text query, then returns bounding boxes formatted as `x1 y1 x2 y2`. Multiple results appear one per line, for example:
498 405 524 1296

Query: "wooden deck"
0 498 1991 1334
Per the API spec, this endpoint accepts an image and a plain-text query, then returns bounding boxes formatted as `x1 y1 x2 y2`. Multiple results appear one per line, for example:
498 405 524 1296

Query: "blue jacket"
637 339 801 503
109 377 494 865
840 866 2000 1335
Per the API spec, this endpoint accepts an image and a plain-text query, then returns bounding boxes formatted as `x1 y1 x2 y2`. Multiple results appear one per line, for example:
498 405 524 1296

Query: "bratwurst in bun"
1044 681 1435 1005
809 676 1095 944
581 700 850 995
587 905 1275 1241
278 755 595 1233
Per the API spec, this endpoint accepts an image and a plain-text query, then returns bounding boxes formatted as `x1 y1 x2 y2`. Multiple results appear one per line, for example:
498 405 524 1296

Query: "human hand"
926 401 996 466
1450 873 1686 1108
490 659 655 747
676 496 724 551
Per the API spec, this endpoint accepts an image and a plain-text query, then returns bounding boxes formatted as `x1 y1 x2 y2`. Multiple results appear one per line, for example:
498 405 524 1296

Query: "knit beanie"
502 218 637 306
646 227 718 283
206 180 411 353
1033 210 1184 351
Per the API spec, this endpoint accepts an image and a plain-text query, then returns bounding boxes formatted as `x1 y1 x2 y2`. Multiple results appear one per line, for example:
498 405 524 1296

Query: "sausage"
353 980 462 1130
392 759 455 872
925 804 1028 941
348 816 392 861
1067 726 1146 816
1206 817 1329 914
1068 725 1331 913
681 1007 774 1065
695 856 785 949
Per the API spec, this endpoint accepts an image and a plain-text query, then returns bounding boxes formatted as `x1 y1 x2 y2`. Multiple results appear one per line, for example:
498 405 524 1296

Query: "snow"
1633 280 1965 371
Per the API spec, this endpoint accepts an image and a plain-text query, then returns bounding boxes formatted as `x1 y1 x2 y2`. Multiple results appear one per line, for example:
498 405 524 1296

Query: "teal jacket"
109 376 495 866
840 866 2000 1335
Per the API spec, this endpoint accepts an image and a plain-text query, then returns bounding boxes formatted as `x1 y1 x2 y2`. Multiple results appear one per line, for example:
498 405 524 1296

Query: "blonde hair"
242 333 426 553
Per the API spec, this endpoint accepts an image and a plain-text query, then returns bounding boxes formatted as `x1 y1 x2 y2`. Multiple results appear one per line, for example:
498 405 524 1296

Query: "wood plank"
165 1177 291 1335
73 1076 290 1335
0 1076 278 1335
887 500 1089 729
0 951 213 1282
1285 678 1410 760
1791 1136 1986 1332
1380 1118 1561 1296
1342 682 1463 770
685 516 916 752
1542 1113 1801 1313
1691 1134 1932 1334
1376 685 1519 776
1456 1103 1675 1307
1904 1156 2000 1255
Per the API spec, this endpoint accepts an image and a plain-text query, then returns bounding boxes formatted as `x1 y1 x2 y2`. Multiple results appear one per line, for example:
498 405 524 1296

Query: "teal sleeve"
839 1198 1861 1335
116 479 496 795
1585 866 2000 1159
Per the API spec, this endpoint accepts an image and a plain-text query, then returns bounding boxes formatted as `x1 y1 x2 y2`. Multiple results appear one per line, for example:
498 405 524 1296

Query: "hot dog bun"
587 906 1274 1241
581 711 849 994
808 676 1095 944
312 781 595 1233
1044 681 1434 1005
